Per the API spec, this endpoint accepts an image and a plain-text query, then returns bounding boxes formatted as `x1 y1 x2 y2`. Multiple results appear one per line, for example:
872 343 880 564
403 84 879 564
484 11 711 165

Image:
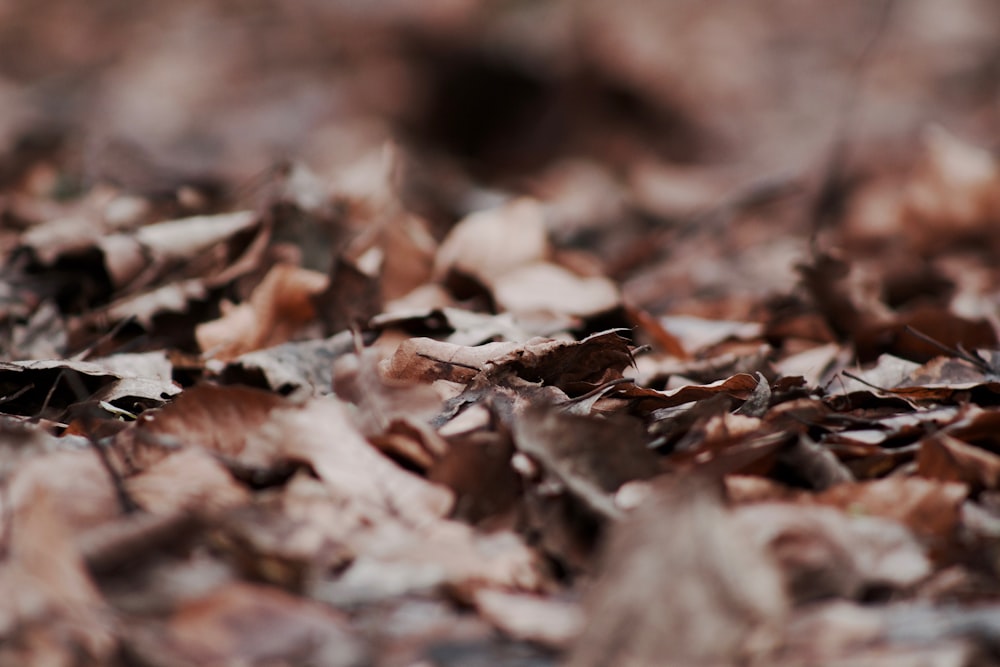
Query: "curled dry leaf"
491 261 621 317
125 383 290 472
254 396 454 524
619 372 761 412
380 337 521 384
434 197 549 287
196 263 329 361
488 329 635 391
0 357 179 420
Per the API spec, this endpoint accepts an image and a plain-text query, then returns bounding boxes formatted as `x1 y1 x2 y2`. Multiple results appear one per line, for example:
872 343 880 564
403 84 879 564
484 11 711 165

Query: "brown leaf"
380 337 520 384
567 475 787 666
314 255 382 334
434 197 550 287
918 433 1000 493
513 407 660 520
816 477 968 544
127 447 251 514
196 263 328 361
901 125 1000 252
0 488 116 664
489 329 635 392
619 372 761 411
735 502 930 603
147 582 366 666
472 589 583 649
255 397 454 523
491 261 620 317
122 384 290 473
428 427 521 526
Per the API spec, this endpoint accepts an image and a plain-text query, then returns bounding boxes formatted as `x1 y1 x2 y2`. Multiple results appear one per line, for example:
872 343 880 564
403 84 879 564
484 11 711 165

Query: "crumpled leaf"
902 125 1000 252
567 475 787 666
130 582 367 667
196 263 329 361
434 198 549 287
512 407 660 520
618 372 761 412
254 396 454 524
491 261 620 317
0 357 179 419
116 383 290 475
0 488 116 665
735 502 931 603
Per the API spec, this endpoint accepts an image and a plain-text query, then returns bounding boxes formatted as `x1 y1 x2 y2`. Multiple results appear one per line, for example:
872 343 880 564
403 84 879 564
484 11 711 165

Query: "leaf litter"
4 1 1000 665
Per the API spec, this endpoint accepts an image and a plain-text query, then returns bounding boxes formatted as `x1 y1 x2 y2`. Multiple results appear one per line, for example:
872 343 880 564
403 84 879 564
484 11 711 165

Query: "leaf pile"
3 2 1000 666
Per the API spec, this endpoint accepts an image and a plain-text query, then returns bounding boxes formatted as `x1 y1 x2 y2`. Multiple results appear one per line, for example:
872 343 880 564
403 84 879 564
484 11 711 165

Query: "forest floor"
3 1 1000 665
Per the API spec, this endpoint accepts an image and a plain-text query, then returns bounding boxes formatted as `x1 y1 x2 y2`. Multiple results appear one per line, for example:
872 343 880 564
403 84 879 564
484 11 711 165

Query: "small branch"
415 352 481 372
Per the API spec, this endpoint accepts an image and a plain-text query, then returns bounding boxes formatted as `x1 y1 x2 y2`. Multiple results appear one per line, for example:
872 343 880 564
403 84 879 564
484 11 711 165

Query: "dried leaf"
434 198 549 287
197 263 329 360
567 475 787 666
256 397 454 523
147 583 367 666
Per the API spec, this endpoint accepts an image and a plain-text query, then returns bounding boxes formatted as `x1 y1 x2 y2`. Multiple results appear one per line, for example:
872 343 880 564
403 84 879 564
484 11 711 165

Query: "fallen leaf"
196 263 329 360
566 475 787 666
473 589 583 649
147 582 367 666
127 383 290 470
735 502 931 603
255 396 454 524
491 261 620 317
816 477 968 545
127 447 251 514
0 488 116 665
434 198 549 287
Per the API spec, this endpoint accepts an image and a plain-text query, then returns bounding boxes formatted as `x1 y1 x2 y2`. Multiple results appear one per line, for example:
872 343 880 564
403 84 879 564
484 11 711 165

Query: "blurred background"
2 0 997 187
3 0 1000 337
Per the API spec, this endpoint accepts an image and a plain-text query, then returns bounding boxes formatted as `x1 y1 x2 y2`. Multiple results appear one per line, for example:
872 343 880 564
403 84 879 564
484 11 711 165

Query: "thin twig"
71 314 138 361
841 369 892 393
0 384 32 407
903 325 992 373
35 370 64 420
415 352 481 372
62 370 139 515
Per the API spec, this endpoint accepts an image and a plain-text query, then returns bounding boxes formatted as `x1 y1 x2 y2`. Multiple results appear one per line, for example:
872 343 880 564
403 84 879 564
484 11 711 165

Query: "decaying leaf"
197 263 328 361
0 489 116 665
567 475 788 666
